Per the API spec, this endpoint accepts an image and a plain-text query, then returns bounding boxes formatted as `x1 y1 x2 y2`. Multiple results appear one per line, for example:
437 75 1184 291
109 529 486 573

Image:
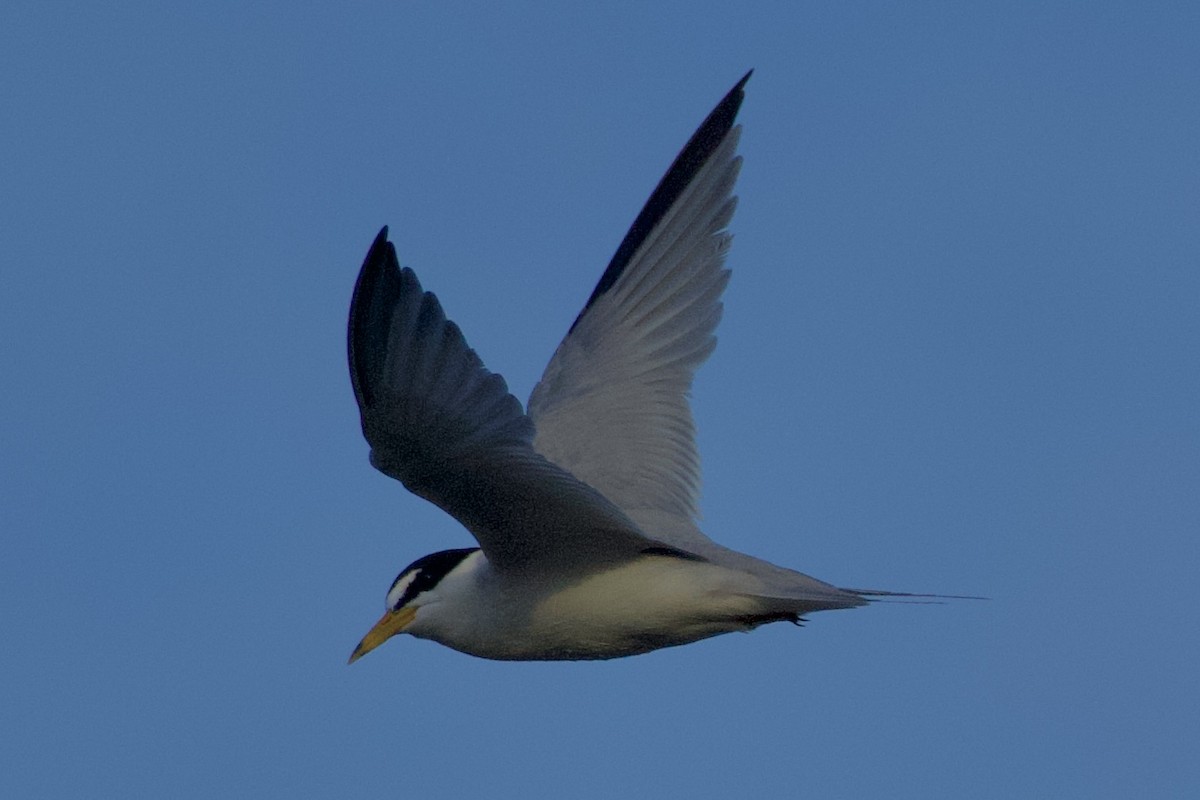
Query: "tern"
348 72 928 663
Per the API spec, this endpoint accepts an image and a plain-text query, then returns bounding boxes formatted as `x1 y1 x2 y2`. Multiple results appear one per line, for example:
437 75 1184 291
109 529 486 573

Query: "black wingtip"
568 72 752 334
348 227 401 411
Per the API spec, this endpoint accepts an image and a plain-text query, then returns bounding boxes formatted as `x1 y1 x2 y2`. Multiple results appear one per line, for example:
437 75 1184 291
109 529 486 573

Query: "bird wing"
348 229 672 574
527 72 749 549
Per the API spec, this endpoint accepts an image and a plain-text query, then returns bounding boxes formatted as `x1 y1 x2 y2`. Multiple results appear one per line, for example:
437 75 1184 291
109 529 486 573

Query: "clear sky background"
3 3 1197 798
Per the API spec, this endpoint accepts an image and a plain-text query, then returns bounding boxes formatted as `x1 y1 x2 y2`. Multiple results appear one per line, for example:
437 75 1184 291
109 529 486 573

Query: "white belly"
426 556 770 661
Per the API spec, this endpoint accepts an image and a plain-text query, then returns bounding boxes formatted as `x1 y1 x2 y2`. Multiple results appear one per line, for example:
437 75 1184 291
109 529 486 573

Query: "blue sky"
3 3 1197 797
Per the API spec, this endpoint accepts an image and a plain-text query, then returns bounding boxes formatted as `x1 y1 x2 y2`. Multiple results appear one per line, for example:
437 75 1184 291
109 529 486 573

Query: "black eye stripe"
389 548 478 609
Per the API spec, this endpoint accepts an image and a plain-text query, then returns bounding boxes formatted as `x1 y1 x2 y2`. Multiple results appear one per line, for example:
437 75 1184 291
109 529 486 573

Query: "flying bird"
347 72 929 663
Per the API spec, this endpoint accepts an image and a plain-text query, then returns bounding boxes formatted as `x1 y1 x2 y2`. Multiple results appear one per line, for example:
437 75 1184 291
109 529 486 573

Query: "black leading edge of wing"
347 226 399 415
567 69 752 336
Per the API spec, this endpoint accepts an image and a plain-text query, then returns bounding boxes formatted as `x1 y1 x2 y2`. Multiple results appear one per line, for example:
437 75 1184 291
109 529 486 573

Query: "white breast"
408 553 769 661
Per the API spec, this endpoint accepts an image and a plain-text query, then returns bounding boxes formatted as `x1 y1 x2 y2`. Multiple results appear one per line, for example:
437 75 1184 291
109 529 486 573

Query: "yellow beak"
348 606 417 664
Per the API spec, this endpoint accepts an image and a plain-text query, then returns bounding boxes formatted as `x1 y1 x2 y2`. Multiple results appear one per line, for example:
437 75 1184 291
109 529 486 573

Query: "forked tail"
841 587 987 605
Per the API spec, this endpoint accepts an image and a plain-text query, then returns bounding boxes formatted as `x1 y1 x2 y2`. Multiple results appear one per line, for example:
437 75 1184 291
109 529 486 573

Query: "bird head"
348 547 480 663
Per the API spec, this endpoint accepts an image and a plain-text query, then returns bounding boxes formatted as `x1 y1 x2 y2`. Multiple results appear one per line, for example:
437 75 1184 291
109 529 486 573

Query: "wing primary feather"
348 226 398 413
567 69 752 335
528 75 751 536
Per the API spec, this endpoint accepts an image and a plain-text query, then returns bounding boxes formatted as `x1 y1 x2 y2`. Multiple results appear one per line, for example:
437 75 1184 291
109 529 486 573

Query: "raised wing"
349 228 667 573
527 72 749 543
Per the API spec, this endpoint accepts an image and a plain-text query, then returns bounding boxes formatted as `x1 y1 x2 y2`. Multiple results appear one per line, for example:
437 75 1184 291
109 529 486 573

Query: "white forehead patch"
385 571 419 611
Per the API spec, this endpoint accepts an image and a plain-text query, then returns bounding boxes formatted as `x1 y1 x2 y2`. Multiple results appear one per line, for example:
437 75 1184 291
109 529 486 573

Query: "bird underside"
406 552 866 661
